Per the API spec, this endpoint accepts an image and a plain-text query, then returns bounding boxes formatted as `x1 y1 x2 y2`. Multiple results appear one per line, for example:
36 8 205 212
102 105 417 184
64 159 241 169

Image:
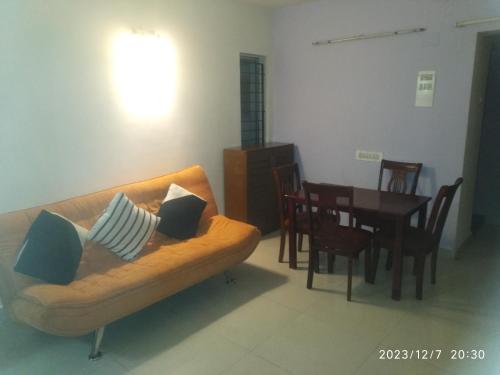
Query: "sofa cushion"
14 210 88 285
88 193 160 260
157 184 207 240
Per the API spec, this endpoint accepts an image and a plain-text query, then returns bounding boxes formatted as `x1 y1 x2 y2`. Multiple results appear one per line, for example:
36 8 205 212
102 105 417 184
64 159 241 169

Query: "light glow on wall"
112 31 176 119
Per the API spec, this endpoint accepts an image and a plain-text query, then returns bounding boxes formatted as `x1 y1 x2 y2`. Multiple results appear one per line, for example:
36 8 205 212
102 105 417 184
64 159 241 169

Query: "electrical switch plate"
415 70 436 107
356 150 383 162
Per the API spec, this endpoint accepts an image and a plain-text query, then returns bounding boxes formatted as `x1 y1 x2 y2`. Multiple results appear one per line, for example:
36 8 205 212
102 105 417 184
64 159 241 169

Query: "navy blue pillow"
157 184 207 240
14 210 88 285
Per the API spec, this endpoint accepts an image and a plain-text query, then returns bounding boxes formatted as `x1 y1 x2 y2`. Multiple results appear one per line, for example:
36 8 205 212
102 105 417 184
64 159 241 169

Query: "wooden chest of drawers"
224 143 294 234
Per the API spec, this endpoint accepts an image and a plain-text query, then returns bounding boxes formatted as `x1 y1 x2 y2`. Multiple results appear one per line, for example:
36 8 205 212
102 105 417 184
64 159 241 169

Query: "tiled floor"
1 225 500 375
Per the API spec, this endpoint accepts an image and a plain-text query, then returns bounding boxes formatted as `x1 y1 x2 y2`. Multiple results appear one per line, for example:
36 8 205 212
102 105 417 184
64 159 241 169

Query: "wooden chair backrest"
303 181 354 244
426 177 463 246
378 159 423 195
272 163 301 225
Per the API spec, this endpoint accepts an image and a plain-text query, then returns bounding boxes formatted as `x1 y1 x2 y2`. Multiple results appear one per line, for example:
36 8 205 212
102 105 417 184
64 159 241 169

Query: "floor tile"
221 353 292 375
209 295 301 350
121 332 248 375
253 313 381 375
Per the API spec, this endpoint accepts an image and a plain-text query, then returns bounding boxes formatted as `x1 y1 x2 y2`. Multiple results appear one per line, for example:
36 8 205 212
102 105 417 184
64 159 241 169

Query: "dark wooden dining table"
285 187 431 300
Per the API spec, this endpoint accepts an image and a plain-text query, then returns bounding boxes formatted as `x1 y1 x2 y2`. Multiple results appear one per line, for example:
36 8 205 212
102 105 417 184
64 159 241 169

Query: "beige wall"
0 0 272 214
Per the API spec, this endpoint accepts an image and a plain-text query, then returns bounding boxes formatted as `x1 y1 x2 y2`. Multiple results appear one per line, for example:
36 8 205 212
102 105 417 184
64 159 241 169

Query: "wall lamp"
111 29 177 120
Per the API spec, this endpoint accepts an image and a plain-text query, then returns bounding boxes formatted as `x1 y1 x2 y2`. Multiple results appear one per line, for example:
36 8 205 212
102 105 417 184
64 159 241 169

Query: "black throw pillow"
157 184 207 240
14 210 88 285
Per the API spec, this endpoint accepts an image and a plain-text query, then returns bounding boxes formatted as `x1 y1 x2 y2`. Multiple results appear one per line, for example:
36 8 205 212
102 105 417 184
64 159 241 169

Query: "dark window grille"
240 56 265 146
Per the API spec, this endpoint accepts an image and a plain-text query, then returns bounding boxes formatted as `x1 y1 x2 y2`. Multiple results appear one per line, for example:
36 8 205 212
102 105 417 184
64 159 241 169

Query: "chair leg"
278 229 286 263
353 225 360 260
415 254 426 300
307 249 316 289
314 250 320 273
372 240 381 283
385 251 393 270
327 254 335 273
298 233 304 252
431 249 437 284
364 245 373 284
347 255 353 301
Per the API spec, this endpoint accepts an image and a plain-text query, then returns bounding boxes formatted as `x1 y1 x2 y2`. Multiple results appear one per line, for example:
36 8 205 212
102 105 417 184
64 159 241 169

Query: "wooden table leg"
418 203 427 230
287 197 297 269
392 218 404 300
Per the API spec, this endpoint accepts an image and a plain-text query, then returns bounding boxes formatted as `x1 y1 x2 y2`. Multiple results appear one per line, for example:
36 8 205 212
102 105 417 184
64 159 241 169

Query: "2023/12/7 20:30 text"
379 349 486 360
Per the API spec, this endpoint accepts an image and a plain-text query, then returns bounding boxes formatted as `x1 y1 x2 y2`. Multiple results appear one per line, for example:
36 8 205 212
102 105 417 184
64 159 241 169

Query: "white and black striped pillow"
88 193 160 260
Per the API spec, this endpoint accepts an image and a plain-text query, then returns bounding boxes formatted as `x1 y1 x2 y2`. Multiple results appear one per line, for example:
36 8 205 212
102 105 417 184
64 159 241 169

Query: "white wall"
0 0 272 214
271 0 500 250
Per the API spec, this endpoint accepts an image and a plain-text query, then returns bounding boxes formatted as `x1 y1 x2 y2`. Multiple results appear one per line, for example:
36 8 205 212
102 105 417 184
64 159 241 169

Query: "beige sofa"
0 165 261 358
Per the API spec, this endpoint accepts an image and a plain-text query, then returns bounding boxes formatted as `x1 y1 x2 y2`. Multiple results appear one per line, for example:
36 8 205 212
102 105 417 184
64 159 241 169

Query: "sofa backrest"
0 165 218 310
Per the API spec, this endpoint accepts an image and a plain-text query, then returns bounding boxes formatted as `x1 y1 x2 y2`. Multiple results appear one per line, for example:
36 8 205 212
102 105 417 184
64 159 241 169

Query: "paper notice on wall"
415 70 436 107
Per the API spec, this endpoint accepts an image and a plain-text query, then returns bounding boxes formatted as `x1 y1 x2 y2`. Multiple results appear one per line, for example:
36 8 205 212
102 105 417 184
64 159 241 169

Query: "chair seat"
374 227 434 256
313 226 371 254
284 211 319 234
355 212 379 228
356 213 396 232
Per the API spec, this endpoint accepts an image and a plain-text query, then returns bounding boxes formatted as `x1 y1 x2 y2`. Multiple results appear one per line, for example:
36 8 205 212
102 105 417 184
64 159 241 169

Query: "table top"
224 142 292 151
286 187 431 218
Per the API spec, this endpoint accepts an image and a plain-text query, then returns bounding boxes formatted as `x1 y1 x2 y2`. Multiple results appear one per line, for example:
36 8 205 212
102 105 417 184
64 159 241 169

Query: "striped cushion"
88 193 160 260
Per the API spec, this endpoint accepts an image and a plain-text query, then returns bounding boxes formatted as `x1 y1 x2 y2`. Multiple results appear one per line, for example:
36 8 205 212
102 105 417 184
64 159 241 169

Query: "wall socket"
356 150 383 162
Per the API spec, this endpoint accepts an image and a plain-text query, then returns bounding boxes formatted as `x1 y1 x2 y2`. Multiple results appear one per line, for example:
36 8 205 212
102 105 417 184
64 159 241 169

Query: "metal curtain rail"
456 16 500 28
312 27 426 46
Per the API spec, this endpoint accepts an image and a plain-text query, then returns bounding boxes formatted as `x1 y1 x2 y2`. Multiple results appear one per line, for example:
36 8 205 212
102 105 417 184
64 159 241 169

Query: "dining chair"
357 159 423 269
378 159 423 195
303 182 372 301
372 178 463 299
272 163 307 263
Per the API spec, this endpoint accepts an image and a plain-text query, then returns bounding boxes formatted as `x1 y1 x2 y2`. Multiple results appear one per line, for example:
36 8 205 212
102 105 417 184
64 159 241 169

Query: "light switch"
415 70 436 107
356 150 383 162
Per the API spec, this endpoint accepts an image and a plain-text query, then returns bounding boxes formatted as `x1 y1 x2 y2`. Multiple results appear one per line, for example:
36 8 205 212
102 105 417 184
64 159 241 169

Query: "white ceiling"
234 0 313 8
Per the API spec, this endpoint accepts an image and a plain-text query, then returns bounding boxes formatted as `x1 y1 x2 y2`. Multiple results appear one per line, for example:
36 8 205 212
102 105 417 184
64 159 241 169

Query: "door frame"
456 30 500 253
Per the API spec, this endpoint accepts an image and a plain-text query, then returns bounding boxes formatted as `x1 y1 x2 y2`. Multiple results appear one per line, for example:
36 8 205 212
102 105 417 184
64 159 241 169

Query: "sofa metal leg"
224 270 236 284
88 326 105 361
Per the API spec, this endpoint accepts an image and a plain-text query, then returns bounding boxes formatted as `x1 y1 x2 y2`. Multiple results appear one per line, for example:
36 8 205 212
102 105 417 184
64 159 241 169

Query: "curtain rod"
456 16 500 28
312 27 426 46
